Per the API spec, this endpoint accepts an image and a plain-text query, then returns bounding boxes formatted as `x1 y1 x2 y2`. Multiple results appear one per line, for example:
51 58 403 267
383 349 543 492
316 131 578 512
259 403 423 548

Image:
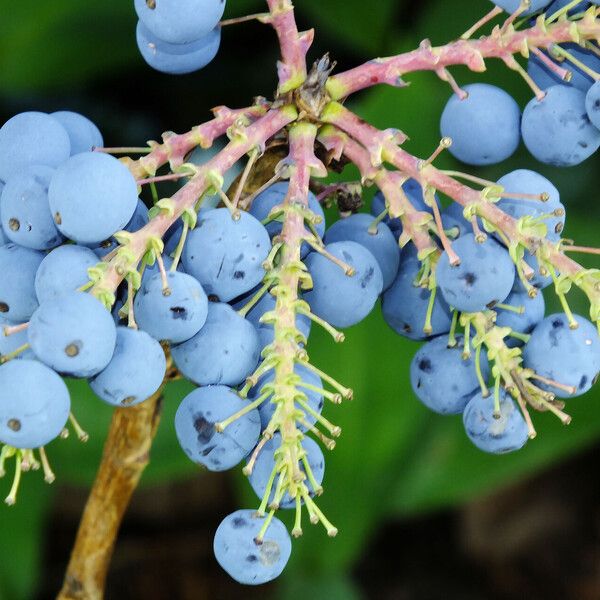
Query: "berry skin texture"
0 243 44 322
89 327 167 407
521 85 600 167
28 291 117 378
0 359 70 449
436 234 516 313
134 271 209 344
0 165 64 250
134 0 226 44
0 323 36 361
304 241 383 329
213 509 292 585
440 83 521 166
523 313 600 397
382 255 452 341
182 208 271 302
48 151 138 244
35 245 99 303
323 213 400 290
51 111 103 155
463 389 529 454
0 112 71 182
410 335 490 415
247 363 324 431
136 22 221 75
171 302 260 387
585 80 600 129
248 434 325 508
174 385 261 471
249 181 325 257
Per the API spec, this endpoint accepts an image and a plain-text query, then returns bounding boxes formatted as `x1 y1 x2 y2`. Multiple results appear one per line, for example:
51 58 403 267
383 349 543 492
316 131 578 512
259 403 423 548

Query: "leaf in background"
0 476 54 600
302 0 399 56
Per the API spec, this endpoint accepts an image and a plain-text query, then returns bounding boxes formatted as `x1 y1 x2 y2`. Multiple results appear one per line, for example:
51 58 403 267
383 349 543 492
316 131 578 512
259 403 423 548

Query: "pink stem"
93 107 296 297
127 102 270 179
326 13 600 98
265 0 313 93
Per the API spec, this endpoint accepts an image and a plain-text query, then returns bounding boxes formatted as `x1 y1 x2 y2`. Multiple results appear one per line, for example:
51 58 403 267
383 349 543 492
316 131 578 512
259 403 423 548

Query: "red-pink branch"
321 102 599 308
266 0 313 93
93 106 297 298
326 9 600 99
124 102 270 179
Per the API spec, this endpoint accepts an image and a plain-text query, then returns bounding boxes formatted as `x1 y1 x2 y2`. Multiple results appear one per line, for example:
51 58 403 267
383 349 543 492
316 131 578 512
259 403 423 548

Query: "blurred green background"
1 1 599 599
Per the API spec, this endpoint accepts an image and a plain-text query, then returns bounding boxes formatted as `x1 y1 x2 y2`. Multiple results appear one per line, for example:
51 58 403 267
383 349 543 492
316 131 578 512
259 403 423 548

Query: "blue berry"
28 291 117 377
0 244 44 322
410 335 490 415
35 245 98 303
134 0 226 44
495 289 546 347
134 271 209 344
323 213 400 290
249 182 325 257
182 208 271 302
136 22 221 75
585 79 600 129
492 0 552 13
48 152 138 244
213 509 291 585
175 385 261 471
521 85 600 166
436 234 515 313
496 169 565 241
523 313 600 397
171 302 260 386
89 327 166 407
304 241 383 329
231 288 311 351
0 112 70 182
463 389 529 454
441 202 474 238
247 363 324 431
0 360 70 449
382 255 452 340
248 434 325 508
440 83 521 165
1 165 64 250
51 111 103 155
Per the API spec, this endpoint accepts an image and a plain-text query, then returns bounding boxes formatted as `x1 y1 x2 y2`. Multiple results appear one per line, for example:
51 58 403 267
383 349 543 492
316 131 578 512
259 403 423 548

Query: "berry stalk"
326 7 600 99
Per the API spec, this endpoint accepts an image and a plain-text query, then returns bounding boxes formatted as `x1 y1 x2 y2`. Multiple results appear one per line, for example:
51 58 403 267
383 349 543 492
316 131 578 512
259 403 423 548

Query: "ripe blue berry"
89 327 167 407
175 385 261 471
213 509 292 585
0 360 70 449
463 389 529 454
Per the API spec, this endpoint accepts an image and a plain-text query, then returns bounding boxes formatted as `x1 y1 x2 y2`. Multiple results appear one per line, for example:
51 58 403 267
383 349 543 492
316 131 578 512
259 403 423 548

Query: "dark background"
0 1 599 598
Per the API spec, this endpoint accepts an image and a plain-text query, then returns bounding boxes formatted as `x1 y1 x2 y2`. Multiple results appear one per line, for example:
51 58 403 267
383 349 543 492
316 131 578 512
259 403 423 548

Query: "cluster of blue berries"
442 2 600 166
134 0 225 74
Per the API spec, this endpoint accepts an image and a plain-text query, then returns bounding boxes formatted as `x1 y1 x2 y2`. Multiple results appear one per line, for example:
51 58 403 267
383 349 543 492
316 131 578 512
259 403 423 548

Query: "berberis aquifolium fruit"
2 0 600 593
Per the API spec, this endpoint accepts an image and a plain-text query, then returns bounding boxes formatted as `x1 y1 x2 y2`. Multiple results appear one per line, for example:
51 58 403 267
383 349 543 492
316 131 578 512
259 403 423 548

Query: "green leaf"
0 476 54 600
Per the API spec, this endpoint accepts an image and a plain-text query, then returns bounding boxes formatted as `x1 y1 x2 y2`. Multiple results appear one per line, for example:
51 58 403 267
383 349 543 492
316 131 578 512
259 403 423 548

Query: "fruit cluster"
2 0 600 590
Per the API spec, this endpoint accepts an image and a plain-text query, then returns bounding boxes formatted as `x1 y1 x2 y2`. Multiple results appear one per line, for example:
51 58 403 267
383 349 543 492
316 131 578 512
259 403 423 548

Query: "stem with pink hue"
265 0 313 94
125 102 270 179
92 107 297 301
326 9 600 99
320 102 600 313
